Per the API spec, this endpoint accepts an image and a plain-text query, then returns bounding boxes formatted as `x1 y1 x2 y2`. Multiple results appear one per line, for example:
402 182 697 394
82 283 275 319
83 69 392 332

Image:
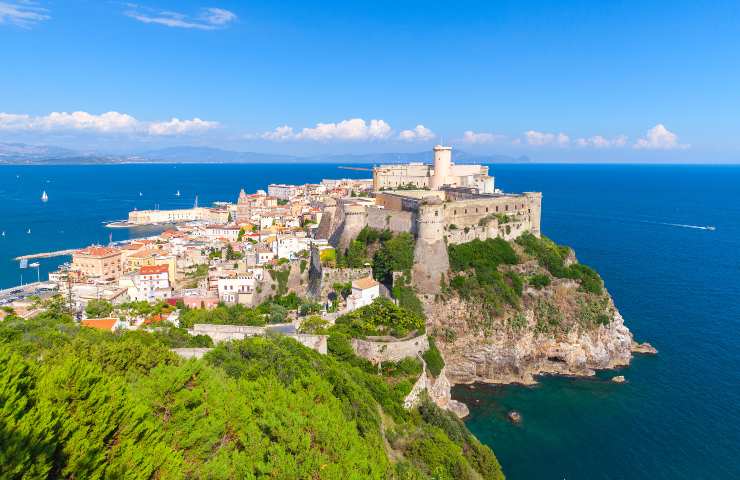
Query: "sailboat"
1 231 5 237
41 190 48 202
176 190 181 197
26 228 31 234
139 192 143 197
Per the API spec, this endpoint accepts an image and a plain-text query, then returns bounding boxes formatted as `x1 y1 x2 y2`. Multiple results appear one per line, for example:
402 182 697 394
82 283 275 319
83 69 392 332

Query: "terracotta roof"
143 314 164 325
81 318 119 331
139 265 169 275
76 246 120 257
129 250 154 258
352 277 379 290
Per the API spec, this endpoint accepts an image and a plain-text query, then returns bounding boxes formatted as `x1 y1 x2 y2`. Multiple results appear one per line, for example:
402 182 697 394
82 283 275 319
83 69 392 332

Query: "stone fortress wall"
351 333 429 364
318 146 542 294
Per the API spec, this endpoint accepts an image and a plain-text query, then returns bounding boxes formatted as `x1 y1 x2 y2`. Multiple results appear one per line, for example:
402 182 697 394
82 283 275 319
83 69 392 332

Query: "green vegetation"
534 299 565 334
422 338 445 377
178 293 323 329
298 315 329 334
577 296 613 328
179 303 266 329
84 298 113 318
337 227 416 285
332 297 425 338
392 284 425 318
319 247 337 267
268 266 290 295
447 238 521 314
528 273 551 289
0 308 503 480
516 233 603 294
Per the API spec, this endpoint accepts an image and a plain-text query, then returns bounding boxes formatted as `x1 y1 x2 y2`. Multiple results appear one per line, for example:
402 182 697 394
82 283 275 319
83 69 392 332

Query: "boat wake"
549 210 716 231
643 221 716 231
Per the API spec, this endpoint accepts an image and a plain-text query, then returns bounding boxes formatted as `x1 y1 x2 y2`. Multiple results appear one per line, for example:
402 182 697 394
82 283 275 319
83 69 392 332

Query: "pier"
14 249 77 261
337 166 372 171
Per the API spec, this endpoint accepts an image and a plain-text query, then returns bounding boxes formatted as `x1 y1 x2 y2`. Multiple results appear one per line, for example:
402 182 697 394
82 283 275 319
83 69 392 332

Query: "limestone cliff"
420 238 655 386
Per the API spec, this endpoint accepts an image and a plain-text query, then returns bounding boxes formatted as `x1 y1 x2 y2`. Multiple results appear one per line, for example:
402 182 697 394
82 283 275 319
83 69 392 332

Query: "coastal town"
3 145 537 328
3 145 653 418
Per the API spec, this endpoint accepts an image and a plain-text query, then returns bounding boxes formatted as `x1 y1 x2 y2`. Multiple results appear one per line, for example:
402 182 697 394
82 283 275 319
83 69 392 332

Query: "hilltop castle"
372 145 495 193
318 145 542 294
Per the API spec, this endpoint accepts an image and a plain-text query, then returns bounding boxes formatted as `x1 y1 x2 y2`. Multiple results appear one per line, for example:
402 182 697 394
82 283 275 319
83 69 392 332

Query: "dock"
14 249 78 261
338 166 372 171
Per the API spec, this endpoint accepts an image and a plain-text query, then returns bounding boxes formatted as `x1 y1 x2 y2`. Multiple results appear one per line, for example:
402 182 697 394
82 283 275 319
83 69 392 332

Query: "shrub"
85 299 113 318
333 298 424 338
529 273 551 289
422 339 445 377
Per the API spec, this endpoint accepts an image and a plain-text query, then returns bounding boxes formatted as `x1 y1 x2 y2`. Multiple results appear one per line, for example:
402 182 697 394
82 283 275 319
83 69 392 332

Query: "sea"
0 163 738 479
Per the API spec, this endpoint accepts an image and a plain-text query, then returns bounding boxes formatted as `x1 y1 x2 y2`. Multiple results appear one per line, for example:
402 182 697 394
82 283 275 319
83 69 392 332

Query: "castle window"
496 206 499 212
506 205 509 211
486 207 489 212
464 209 467 214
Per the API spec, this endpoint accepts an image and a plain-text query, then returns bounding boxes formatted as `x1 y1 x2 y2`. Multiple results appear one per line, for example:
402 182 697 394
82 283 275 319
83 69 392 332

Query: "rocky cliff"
421 236 655 387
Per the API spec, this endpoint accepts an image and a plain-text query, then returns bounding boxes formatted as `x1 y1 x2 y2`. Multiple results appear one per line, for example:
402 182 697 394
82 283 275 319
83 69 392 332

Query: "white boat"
139 192 143 197
176 190 181 197
706 226 716 231
26 228 31 234
41 190 48 202
1 231 5 237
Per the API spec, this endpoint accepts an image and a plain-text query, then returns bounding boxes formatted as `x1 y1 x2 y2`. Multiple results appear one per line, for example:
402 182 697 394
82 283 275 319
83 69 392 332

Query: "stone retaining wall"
351 333 429 364
189 324 327 354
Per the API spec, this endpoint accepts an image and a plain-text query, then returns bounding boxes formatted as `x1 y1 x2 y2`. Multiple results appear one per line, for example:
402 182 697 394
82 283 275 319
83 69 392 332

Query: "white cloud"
259 118 394 142
460 130 506 144
0 1 49 28
34 111 139 132
524 130 570 147
398 124 435 141
0 112 31 129
124 4 237 30
634 124 689 150
0 110 218 136
574 134 628 148
148 117 218 136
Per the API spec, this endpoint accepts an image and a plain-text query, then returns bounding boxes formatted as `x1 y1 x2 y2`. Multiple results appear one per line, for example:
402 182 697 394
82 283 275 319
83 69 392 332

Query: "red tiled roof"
81 318 118 331
76 246 120 257
352 277 379 290
139 265 169 275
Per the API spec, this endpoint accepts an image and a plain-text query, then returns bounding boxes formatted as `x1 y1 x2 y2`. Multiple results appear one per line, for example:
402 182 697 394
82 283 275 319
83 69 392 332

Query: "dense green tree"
84 299 113 318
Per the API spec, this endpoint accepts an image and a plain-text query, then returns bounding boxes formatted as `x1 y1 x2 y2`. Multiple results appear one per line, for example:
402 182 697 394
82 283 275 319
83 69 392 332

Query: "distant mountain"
0 142 530 165
0 142 80 160
141 146 297 163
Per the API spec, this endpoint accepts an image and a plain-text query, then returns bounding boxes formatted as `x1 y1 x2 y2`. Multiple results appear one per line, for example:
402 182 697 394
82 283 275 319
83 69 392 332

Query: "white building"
268 184 302 200
216 269 264 304
270 236 310 259
205 225 241 242
346 277 380 311
132 265 171 301
372 145 494 193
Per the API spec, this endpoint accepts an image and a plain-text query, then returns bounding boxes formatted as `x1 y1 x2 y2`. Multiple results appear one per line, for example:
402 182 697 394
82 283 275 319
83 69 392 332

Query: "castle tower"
430 145 452 190
412 198 449 294
523 192 542 238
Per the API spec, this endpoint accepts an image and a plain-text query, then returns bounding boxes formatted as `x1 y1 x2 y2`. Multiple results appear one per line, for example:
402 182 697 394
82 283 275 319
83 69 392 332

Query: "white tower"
430 145 452 190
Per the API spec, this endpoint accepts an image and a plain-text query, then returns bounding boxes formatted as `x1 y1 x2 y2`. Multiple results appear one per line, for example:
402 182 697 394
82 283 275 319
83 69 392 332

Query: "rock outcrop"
424 285 646 386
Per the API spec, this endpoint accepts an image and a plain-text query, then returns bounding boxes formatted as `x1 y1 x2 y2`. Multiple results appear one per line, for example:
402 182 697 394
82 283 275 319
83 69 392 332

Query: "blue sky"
1 0 739 161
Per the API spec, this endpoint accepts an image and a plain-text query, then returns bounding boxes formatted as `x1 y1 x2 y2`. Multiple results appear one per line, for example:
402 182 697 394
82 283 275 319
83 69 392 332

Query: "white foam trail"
641 220 715 231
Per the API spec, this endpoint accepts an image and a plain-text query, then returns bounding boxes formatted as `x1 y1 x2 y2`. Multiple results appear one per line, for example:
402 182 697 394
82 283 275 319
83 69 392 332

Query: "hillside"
0 302 504 480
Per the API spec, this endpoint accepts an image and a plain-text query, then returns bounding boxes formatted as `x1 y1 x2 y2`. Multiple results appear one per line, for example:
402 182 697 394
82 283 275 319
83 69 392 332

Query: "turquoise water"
0 163 738 478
